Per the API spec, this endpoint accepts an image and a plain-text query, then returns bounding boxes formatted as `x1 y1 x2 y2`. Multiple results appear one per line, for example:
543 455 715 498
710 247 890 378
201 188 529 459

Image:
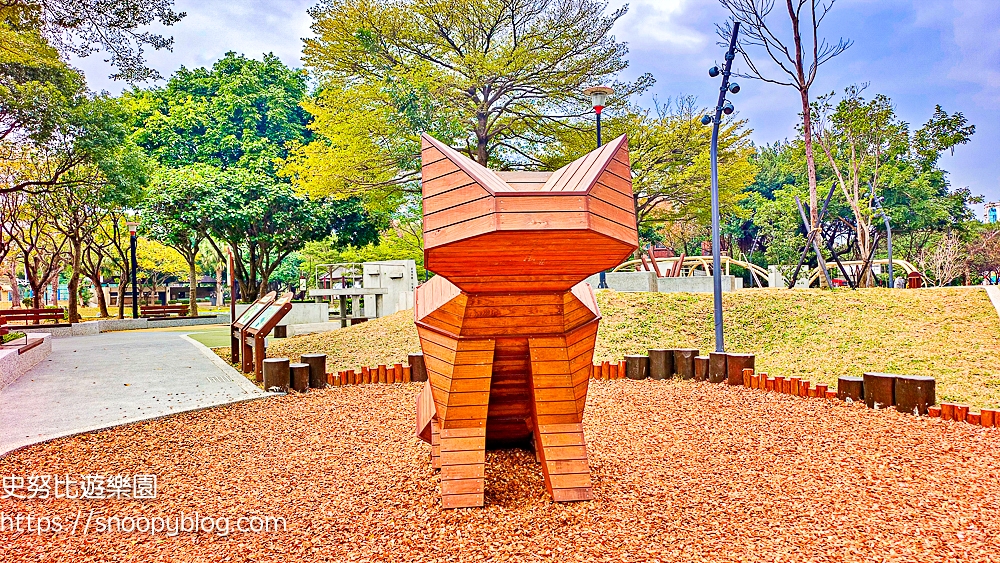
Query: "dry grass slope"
268 287 1000 409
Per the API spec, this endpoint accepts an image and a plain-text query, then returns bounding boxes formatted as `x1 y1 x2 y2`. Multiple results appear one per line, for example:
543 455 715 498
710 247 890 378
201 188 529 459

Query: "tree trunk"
215 263 224 306
117 272 126 318
87 271 109 317
476 112 488 165
67 239 82 322
4 262 21 308
51 277 59 308
188 257 199 317
799 87 830 288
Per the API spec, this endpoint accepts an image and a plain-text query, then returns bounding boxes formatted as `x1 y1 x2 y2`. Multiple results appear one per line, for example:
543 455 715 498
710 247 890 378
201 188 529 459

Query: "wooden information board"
245 292 294 382
230 291 276 367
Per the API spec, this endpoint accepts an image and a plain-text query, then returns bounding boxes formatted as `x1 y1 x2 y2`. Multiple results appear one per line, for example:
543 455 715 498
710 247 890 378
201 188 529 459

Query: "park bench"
1 308 68 327
140 305 190 318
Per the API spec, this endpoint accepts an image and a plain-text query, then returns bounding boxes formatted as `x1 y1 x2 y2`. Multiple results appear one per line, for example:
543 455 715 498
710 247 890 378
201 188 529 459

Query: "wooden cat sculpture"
414 133 638 508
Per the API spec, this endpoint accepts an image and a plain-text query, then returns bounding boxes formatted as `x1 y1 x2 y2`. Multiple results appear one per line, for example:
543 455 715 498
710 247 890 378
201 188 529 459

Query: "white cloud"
946 0 1000 104
71 0 315 93
615 0 707 51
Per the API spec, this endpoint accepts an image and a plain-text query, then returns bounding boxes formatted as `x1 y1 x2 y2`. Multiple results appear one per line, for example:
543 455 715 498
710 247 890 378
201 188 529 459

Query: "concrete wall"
18 315 230 338
0 333 52 389
235 302 327 326
585 272 744 293
362 260 417 318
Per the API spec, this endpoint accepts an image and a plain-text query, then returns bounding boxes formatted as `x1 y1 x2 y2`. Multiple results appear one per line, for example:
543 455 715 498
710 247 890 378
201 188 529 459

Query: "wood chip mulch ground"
2 379 999 562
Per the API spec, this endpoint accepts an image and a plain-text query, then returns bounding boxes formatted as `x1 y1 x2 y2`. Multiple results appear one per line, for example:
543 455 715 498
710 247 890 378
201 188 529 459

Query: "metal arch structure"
802 259 921 287
614 255 769 282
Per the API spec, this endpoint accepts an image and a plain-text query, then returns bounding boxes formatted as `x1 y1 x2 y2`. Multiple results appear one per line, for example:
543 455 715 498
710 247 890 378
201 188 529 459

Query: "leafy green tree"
813 86 976 284
289 0 652 206
541 98 757 240
130 53 384 299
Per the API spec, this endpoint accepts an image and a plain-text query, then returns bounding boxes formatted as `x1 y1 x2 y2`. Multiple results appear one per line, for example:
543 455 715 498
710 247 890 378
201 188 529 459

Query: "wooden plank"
444 405 490 421
441 493 484 509
529 360 573 375
496 211 589 231
441 479 485 495
589 213 638 246
539 432 586 447
464 304 563 318
423 184 489 215
440 436 486 452
538 423 583 434
439 449 485 466
445 390 491 407
530 374 574 388
496 195 586 213
549 473 592 489
542 445 588 460
440 464 485 480
534 401 578 415
551 488 593 502
545 459 590 474
587 196 637 229
532 387 576 402
469 294 564 306
440 427 487 439
424 214 495 250
424 197 496 231
536 413 580 425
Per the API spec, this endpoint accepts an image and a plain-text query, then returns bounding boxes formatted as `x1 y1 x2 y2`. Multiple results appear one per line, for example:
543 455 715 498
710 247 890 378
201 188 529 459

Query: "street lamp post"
127 221 139 319
700 22 741 353
585 85 615 289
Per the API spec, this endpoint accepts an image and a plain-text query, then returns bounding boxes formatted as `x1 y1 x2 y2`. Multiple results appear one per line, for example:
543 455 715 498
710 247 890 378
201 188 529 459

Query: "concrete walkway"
0 331 273 456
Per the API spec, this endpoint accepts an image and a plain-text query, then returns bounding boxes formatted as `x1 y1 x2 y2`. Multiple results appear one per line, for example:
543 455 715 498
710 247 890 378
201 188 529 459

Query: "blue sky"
73 0 1000 217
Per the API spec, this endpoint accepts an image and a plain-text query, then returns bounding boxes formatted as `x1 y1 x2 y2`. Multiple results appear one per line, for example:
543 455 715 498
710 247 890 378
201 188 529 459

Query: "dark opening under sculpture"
414 133 638 508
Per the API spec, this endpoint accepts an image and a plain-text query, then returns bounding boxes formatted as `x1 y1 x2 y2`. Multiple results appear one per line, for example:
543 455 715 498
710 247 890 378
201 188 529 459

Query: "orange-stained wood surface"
414 133 638 508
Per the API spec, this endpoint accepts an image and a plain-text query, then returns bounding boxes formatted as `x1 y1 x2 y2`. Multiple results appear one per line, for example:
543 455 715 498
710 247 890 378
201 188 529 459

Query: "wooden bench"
1 308 67 327
140 305 190 318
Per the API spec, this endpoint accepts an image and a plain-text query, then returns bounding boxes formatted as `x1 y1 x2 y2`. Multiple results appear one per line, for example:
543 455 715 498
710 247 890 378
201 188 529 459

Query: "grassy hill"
268 287 1000 409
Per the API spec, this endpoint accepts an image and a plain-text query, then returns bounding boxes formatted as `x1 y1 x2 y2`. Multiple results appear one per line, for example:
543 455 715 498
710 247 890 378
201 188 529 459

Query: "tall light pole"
127 221 139 319
700 22 741 353
585 85 615 289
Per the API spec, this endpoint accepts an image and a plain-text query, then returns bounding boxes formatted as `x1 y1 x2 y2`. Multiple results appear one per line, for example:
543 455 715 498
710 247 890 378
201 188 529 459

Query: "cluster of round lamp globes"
701 65 740 125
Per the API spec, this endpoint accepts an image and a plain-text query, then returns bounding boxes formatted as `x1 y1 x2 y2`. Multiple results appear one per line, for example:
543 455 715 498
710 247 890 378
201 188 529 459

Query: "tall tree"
130 53 383 300
291 0 651 204
719 0 851 279
813 87 975 285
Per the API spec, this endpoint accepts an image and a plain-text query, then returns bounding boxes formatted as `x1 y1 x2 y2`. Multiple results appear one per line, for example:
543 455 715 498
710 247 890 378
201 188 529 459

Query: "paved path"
0 331 272 456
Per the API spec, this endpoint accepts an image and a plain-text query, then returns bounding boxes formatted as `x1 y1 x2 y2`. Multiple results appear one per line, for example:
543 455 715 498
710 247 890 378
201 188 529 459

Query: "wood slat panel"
442 493 485 509
496 195 586 213
440 436 486 452
440 464 485 480
441 479 485 495
538 423 583 434
545 459 590 474
543 445 588 461
424 197 496 232
424 214 495 250
439 450 486 465
551 488 593 502
496 211 589 231
534 401 578 415
587 195 637 230
549 473 592 489
536 413 580 425
589 214 639 247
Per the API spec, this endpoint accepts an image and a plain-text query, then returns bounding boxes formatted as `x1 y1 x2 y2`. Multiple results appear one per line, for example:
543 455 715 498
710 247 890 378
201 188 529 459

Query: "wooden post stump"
301 354 327 389
403 366 412 383
940 402 955 421
609 362 619 379
837 377 864 402
799 381 810 397
618 360 627 379
262 358 290 392
673 350 696 380
708 352 727 384
727 353 754 386
648 349 672 380
394 363 404 383
863 373 895 409
765 377 775 391
361 366 370 384
981 408 998 427
290 363 309 392
694 356 709 381
625 355 649 380
815 383 828 398
789 377 800 396
601 361 611 379
927 406 941 417
954 404 969 423
408 353 428 382
774 376 784 393
894 375 935 415
378 364 388 384
967 412 981 425
750 373 760 389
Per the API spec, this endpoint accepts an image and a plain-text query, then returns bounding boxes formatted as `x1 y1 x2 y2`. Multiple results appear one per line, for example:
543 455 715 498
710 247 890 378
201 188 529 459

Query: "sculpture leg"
437 339 494 509
430 417 441 470
527 336 593 502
